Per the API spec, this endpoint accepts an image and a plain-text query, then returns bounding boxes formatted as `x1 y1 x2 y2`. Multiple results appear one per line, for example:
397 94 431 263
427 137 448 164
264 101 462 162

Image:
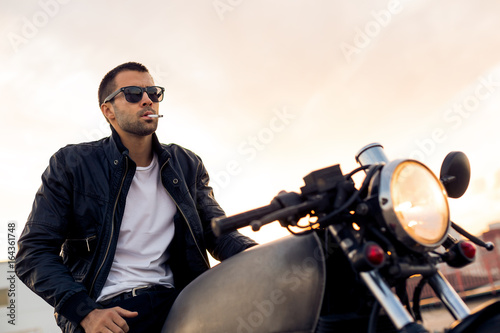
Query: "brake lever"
451 221 494 251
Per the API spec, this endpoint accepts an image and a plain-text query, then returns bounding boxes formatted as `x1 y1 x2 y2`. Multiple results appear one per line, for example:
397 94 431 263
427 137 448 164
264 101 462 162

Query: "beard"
113 105 158 137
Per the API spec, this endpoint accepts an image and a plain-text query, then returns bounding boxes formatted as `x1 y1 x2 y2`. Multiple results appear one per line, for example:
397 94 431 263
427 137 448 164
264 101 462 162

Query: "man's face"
106 70 160 137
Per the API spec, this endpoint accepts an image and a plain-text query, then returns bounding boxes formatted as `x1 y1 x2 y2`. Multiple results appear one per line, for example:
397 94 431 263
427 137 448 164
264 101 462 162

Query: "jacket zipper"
89 157 129 296
161 159 210 268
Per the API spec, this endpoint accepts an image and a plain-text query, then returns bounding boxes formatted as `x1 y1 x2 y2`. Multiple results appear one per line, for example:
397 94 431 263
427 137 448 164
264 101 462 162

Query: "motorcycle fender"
447 299 500 333
162 232 326 333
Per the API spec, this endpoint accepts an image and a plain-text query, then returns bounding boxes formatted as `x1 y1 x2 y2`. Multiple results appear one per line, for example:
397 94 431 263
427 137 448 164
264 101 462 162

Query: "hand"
80 307 138 333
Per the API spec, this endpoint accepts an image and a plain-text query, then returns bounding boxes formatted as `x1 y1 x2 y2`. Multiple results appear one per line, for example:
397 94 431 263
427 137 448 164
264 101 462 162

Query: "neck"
117 130 154 167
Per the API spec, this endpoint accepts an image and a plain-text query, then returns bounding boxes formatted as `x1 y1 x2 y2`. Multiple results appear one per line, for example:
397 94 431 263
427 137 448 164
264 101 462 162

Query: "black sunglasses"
103 86 165 104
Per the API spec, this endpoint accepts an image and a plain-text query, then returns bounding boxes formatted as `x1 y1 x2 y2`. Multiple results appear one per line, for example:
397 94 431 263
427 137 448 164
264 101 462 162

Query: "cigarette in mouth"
147 114 164 118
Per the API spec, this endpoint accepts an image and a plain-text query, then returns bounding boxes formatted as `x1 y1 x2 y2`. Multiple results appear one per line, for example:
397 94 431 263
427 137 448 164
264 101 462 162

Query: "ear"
101 103 115 122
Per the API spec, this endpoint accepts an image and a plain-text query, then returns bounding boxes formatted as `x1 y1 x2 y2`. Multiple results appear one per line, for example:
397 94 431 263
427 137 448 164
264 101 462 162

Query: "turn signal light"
352 242 386 271
444 240 476 268
460 241 476 259
366 243 385 266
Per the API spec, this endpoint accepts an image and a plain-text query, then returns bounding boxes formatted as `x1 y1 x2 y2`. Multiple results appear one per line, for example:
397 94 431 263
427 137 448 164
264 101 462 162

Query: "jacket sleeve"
194 160 258 261
15 151 99 325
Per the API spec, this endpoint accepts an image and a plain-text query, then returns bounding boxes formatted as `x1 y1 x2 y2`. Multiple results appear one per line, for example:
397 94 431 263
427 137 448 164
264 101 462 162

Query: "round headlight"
379 160 450 252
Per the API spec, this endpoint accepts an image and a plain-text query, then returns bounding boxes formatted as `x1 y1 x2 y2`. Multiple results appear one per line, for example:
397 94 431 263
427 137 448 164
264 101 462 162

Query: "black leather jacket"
15 128 257 331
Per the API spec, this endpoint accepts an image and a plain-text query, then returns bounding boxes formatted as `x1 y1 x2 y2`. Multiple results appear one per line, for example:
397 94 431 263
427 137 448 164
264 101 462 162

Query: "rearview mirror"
439 151 470 198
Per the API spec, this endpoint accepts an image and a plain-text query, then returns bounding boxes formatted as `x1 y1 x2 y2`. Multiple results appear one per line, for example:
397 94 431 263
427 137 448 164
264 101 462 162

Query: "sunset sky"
2 0 500 255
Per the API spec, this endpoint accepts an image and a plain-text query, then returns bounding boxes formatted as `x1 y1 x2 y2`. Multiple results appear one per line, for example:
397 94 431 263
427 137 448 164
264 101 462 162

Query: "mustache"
138 107 157 116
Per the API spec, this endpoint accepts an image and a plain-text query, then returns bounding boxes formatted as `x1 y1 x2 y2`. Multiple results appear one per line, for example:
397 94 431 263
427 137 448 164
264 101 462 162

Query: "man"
16 62 257 332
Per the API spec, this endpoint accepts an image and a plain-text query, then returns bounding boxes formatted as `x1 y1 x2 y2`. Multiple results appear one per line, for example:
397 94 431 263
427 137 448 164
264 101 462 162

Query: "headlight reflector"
379 160 450 252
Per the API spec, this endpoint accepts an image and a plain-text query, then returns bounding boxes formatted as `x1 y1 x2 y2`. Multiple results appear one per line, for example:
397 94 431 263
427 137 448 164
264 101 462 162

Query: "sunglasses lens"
123 87 144 103
121 86 164 103
146 87 164 102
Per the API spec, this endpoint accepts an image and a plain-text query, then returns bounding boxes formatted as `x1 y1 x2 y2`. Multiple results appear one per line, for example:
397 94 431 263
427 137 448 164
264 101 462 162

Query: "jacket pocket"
61 235 97 283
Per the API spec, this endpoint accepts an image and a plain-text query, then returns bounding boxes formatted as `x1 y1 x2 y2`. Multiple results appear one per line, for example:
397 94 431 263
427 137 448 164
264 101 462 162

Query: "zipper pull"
86 238 91 252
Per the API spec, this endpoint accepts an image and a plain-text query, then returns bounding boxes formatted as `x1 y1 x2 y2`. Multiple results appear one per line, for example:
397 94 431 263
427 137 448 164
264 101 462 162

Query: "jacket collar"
105 125 171 167
151 130 172 164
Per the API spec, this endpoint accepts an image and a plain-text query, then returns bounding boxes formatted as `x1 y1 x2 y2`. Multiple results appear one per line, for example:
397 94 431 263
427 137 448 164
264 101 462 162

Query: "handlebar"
212 164 350 236
211 191 310 236
211 200 283 237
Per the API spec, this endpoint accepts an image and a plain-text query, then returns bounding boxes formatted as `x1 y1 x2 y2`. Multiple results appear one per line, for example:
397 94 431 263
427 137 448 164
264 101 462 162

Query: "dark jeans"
99 286 179 333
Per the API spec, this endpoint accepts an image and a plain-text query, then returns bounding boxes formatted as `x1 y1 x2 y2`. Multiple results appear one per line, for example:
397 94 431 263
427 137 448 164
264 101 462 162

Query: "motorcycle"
162 143 500 333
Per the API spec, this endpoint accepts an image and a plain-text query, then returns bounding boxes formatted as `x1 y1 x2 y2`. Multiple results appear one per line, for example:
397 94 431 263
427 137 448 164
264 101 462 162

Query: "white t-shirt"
97 153 176 302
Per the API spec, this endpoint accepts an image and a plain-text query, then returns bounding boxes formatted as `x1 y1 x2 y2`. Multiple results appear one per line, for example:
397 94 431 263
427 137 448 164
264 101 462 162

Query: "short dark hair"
98 62 150 106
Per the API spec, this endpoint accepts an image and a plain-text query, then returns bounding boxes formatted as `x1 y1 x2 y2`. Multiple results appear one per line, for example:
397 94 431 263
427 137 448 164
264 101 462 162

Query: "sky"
2 0 500 257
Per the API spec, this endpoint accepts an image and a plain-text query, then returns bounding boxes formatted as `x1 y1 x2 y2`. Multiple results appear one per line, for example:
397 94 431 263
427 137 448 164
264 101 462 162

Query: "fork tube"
360 271 415 329
427 271 470 320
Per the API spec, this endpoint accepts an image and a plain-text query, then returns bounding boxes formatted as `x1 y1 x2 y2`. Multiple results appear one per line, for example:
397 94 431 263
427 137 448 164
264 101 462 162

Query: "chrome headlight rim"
378 159 450 252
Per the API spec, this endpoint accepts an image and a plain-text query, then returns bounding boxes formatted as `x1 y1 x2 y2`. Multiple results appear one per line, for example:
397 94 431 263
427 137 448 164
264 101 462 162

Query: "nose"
140 92 153 106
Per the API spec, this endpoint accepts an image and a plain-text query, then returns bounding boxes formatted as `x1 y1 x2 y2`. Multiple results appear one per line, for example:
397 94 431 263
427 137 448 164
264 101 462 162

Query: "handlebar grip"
212 201 282 236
